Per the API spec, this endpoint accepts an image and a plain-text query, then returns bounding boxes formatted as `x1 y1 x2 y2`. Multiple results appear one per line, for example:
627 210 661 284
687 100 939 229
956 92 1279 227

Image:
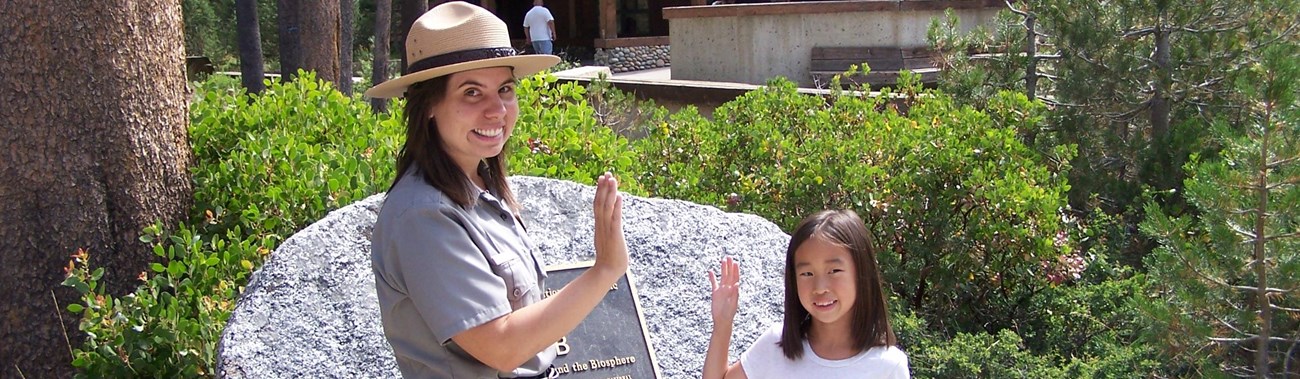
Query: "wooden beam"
664 0 1005 19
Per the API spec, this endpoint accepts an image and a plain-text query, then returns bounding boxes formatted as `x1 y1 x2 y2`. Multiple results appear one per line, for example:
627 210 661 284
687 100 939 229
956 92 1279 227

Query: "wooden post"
600 0 617 39
568 0 578 39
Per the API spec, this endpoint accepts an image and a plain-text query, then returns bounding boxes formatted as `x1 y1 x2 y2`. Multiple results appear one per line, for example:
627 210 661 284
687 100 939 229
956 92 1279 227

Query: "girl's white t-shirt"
739 323 910 379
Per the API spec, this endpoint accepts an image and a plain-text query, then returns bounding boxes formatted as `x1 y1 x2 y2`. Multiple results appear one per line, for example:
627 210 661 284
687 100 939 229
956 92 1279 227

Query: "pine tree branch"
970 53 1062 61
1123 27 1156 39
1003 0 1028 17
1037 96 1081 108
1267 157 1298 169
1211 336 1294 343
1229 285 1290 295
1214 314 1251 337
1104 100 1152 120
1212 337 1256 343
1264 231 1300 240
1265 177 1300 190
1074 49 1106 68
1172 77 1227 94
1158 241 1276 299
1272 304 1300 313
1175 23 1244 34
1227 220 1258 239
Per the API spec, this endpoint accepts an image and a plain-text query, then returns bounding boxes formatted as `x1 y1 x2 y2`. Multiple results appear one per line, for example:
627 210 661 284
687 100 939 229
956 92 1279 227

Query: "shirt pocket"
486 252 533 309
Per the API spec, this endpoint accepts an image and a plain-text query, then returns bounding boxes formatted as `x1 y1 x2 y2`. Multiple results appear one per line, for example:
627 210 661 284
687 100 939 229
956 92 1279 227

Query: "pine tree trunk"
1253 101 1274 379
1150 26 1171 147
372 0 393 113
400 0 429 71
237 0 267 94
301 0 342 89
0 1 193 377
1023 11 1039 145
278 0 303 80
340 0 355 95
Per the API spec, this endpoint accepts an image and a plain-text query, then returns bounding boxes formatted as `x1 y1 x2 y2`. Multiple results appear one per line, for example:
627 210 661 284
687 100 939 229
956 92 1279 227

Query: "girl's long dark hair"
779 209 896 360
388 76 519 213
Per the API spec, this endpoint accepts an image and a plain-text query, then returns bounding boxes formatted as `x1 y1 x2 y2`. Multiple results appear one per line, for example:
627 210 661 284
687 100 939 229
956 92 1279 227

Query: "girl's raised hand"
592 172 628 277
709 256 741 326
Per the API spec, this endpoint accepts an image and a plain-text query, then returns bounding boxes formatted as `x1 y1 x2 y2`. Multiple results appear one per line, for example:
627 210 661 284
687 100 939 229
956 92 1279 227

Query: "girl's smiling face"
795 233 859 333
429 67 518 174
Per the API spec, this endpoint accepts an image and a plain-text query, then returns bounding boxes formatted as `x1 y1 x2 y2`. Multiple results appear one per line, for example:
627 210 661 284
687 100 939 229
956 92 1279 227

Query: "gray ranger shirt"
372 170 554 378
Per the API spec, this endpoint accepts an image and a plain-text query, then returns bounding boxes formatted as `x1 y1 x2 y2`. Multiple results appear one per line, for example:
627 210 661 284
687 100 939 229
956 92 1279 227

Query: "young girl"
705 209 909 378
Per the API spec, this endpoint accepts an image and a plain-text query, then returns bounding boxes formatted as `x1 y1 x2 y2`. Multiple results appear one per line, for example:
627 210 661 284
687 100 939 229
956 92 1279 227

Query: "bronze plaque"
544 262 662 379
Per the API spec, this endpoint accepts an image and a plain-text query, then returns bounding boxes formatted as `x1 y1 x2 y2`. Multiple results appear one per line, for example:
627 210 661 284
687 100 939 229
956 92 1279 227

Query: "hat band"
404 47 518 75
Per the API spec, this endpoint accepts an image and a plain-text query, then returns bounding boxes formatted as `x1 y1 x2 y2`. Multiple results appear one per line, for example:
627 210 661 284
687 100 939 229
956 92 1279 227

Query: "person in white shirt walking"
522 0 556 55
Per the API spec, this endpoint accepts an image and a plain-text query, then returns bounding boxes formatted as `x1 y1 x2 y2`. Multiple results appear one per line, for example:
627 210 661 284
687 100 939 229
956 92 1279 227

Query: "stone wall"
595 45 671 73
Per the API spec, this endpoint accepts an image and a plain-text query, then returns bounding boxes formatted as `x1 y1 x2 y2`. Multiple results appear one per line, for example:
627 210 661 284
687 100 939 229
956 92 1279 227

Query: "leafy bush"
189 70 402 239
912 329 1064 378
510 74 645 194
629 76 1077 336
63 225 272 377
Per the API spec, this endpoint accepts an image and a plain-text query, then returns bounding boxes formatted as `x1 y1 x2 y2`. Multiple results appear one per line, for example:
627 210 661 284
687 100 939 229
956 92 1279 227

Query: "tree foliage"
1140 41 1300 378
932 0 1299 269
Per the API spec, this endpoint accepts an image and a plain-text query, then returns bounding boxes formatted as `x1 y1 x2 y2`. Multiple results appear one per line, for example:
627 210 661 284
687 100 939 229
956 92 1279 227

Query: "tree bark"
372 0 393 113
1023 11 1039 145
237 0 267 94
1150 25 1171 144
0 1 193 377
301 0 342 89
278 0 303 80
400 0 429 71
340 0 355 95
1024 13 1038 103
1253 100 1274 379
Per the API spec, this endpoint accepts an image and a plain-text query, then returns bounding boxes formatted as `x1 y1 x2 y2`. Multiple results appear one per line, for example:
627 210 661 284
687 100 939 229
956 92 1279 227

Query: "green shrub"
510 74 645 194
911 329 1063 378
189 70 402 239
63 225 272 377
629 77 1077 335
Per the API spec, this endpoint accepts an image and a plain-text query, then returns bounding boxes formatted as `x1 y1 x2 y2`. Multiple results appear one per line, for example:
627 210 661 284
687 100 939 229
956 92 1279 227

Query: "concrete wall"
666 0 1002 86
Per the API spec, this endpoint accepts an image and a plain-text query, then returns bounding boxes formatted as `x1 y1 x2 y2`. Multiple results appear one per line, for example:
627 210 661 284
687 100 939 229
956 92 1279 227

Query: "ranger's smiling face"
430 67 518 174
